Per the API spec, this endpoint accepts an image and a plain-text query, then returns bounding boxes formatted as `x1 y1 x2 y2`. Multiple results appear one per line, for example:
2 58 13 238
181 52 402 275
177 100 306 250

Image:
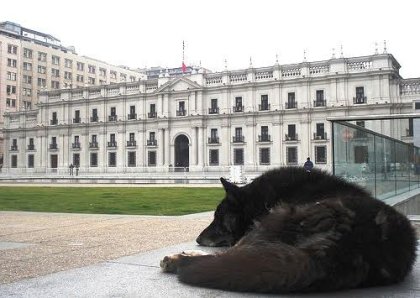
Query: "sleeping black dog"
161 167 417 293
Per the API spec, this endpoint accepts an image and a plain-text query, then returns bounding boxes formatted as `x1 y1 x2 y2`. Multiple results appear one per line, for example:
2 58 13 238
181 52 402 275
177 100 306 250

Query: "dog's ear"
220 177 239 196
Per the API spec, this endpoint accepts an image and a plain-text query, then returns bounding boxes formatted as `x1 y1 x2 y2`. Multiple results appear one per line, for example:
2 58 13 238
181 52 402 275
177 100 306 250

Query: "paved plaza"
0 211 419 297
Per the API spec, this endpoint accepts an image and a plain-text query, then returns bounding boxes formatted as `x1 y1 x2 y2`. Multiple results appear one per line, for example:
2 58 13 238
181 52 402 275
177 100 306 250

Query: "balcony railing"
258 135 271 142
89 142 99 148
285 134 298 141
10 145 18 151
73 118 81 124
313 132 328 140
50 119 58 125
233 105 244 112
127 113 137 120
108 115 117 121
107 141 117 148
208 137 219 144
176 110 186 116
49 144 58 150
127 140 137 147
285 102 297 109
353 96 367 104
27 144 35 150
208 107 219 114
313 99 326 107
147 140 157 146
148 111 157 118
72 142 81 149
259 104 270 111
90 116 99 122
232 136 245 143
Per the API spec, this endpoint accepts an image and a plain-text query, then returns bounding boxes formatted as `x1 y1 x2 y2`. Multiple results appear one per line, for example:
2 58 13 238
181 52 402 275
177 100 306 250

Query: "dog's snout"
196 235 203 245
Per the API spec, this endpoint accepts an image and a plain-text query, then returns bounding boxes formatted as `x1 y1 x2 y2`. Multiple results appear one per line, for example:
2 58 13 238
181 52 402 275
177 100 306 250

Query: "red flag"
182 62 187 73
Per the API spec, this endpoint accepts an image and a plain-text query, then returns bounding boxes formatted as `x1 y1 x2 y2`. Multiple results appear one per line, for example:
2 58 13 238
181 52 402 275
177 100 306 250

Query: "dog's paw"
181 249 209 256
160 253 182 273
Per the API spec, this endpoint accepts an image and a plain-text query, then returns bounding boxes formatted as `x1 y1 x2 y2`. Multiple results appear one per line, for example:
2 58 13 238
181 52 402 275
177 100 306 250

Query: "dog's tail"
177 243 317 293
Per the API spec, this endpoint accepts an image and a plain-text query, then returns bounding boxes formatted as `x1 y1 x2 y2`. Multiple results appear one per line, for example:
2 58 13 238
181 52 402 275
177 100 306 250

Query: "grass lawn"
0 187 224 216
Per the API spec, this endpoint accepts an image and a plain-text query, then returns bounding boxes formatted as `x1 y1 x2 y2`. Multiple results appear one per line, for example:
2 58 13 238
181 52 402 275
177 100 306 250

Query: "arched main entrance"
174 134 189 171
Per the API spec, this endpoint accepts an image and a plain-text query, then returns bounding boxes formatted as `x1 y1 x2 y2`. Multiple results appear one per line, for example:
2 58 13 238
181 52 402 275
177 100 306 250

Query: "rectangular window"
287 147 298 165
90 153 98 167
110 133 116 143
260 148 270 165
38 52 47 62
287 92 296 108
99 68 107 77
130 76 136 82
128 152 136 167
7 71 17 81
148 151 157 166
76 75 84 82
77 62 84 71
120 73 126 81
64 71 72 80
73 153 80 166
129 132 135 142
88 77 95 84
110 71 117 79
37 78 46 87
7 58 17 68
23 48 32 58
7 85 16 95
287 124 296 139
65 59 73 68
23 62 32 71
52 68 60 77
260 95 269 110
51 55 60 65
234 148 244 165
209 149 219 165
315 146 327 163
88 65 96 74
8 44 18 54
38 66 46 74
234 96 243 112
11 155 18 168
28 154 34 168
316 90 324 101
23 75 32 84
355 87 366 104
108 152 117 167
51 81 59 89
315 123 325 139
110 107 116 116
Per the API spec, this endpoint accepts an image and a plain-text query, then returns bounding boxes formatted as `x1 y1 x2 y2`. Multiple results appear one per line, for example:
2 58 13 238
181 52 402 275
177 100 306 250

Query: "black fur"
162 167 417 293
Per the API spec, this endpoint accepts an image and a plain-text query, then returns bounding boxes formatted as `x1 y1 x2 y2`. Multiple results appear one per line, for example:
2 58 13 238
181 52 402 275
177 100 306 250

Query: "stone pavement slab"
0 241 419 298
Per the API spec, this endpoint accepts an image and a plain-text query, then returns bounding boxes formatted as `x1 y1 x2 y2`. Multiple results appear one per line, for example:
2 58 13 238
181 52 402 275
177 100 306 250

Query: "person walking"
304 157 314 172
69 164 74 176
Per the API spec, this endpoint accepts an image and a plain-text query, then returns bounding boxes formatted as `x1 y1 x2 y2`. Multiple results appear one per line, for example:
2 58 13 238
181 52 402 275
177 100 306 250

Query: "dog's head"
196 178 247 247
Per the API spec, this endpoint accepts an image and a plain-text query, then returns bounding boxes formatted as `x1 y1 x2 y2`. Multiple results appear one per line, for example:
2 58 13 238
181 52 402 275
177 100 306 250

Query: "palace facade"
3 52 419 179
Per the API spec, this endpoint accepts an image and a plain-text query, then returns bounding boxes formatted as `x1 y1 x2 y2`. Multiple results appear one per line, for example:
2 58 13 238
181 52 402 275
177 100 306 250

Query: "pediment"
156 77 202 93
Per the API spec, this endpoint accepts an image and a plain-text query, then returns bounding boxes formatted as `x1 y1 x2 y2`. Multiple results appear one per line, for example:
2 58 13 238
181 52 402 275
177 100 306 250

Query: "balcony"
313 99 326 107
233 105 244 113
10 145 18 151
50 119 58 125
208 107 219 114
313 132 328 140
126 140 137 147
127 113 137 120
89 142 99 149
208 137 219 144
90 116 99 122
147 140 157 146
353 96 367 104
27 144 35 150
232 136 245 143
148 112 157 118
285 134 298 141
107 141 117 148
176 110 186 116
258 135 271 142
259 104 271 111
49 143 58 150
108 115 117 122
72 142 81 149
73 117 81 124
285 102 297 109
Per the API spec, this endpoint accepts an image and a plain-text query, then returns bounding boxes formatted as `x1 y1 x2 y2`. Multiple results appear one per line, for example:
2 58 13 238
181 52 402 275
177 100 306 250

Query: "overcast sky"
2 0 419 78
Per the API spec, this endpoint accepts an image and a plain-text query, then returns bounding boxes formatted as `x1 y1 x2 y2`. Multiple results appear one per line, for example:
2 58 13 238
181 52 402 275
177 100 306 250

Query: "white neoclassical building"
2 52 419 181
